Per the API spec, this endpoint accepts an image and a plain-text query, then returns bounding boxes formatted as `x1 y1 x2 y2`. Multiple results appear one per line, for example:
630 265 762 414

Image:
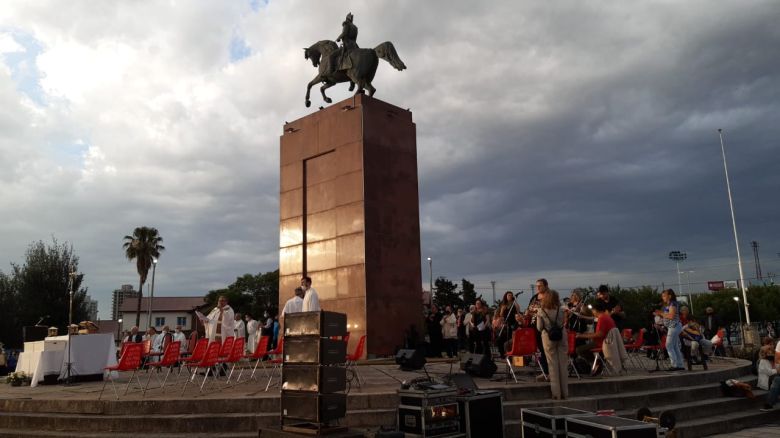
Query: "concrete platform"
0 355 776 437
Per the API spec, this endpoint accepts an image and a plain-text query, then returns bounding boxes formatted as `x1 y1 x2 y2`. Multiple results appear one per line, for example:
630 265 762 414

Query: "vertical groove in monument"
301 157 308 277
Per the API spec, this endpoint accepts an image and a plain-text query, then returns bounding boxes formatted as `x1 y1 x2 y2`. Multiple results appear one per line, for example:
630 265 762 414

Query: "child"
758 345 777 391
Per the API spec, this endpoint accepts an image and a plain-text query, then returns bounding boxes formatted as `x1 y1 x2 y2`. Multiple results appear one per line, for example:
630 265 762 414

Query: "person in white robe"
196 295 235 342
245 314 259 353
301 276 320 312
172 325 187 353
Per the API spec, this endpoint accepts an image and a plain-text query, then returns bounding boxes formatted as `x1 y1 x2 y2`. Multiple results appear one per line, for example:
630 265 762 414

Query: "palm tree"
123 227 165 327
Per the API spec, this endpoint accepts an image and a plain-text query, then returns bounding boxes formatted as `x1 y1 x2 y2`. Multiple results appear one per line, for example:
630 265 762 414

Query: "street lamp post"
733 296 744 345
683 270 695 314
668 250 687 296
718 129 750 324
148 258 157 328
427 257 433 301
117 318 123 342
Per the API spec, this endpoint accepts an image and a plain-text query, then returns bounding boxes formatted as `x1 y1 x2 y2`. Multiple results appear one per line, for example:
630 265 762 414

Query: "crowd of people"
420 280 749 400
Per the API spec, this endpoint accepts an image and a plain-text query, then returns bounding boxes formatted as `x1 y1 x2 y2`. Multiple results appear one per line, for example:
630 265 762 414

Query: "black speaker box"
458 390 504 437
395 348 426 370
281 391 347 423
283 311 347 338
283 336 346 365
282 364 346 393
23 326 49 342
460 353 497 378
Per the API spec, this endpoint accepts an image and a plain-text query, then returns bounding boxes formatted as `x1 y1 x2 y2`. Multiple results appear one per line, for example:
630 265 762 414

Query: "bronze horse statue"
303 40 406 107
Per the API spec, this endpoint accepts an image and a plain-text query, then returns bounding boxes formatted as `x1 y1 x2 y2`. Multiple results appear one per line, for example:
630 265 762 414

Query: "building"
84 295 99 321
111 285 138 321
118 296 205 332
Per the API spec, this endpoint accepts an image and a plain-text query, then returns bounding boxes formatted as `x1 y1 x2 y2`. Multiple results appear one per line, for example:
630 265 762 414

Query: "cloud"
0 0 778 319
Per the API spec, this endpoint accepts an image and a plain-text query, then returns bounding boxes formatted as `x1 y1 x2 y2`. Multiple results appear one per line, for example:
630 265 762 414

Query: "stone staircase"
0 358 776 437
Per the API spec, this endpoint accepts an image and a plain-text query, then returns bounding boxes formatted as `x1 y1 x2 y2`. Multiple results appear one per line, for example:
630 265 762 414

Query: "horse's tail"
373 41 407 71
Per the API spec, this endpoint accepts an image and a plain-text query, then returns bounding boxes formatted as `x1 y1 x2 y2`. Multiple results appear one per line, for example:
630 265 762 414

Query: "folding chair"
99 343 144 400
505 328 541 383
142 341 180 396
589 346 610 376
265 337 284 392
237 336 271 383
345 335 367 388
222 338 245 385
185 331 199 357
622 328 646 370
181 341 222 395
621 328 633 343
567 331 580 379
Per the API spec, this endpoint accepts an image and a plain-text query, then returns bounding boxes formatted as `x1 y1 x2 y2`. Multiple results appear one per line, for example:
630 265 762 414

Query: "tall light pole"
683 270 695 314
148 257 158 327
733 296 744 345
427 257 433 301
668 250 687 296
718 129 750 324
490 281 496 306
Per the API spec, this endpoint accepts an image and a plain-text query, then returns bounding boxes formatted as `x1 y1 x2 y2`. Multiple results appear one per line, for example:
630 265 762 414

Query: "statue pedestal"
279 94 422 356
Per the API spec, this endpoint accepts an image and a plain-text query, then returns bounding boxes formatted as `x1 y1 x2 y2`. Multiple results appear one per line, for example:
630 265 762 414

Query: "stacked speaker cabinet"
280 311 348 433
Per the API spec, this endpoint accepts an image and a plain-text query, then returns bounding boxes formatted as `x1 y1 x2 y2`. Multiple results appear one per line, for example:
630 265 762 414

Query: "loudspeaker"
284 336 346 365
282 364 346 393
460 353 497 378
395 348 426 370
281 391 347 423
23 326 49 342
284 311 347 337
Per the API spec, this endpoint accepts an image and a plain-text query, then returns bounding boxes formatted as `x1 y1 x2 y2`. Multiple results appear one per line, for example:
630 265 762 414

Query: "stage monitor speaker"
281 391 347 423
283 336 346 365
23 326 49 343
284 311 347 338
460 353 497 378
282 364 346 393
395 348 426 371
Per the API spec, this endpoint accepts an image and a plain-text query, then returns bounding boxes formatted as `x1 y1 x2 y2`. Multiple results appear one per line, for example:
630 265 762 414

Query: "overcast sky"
1 1 778 318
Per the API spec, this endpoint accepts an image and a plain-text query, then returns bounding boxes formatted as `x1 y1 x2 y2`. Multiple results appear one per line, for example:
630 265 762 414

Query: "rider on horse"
330 13 359 74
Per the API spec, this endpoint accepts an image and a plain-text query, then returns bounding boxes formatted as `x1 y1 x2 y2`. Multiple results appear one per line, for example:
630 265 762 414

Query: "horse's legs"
365 82 376 96
305 76 320 108
320 82 336 104
348 81 355 92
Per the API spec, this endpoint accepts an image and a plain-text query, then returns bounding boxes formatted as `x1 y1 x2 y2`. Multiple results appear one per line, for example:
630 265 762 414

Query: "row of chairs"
99 333 367 400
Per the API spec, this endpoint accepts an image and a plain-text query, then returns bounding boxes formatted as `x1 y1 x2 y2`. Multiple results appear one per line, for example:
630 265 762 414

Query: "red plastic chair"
218 336 234 360
99 343 144 400
265 337 284 392
345 335 367 387
624 329 647 370
222 338 245 384
567 331 580 379
238 336 271 383
186 331 199 356
505 328 539 383
181 341 222 394
180 338 208 367
142 341 181 396
621 328 633 343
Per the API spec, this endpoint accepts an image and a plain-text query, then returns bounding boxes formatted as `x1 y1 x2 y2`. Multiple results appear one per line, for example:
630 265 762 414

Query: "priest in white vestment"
245 314 259 353
301 276 320 312
197 295 235 342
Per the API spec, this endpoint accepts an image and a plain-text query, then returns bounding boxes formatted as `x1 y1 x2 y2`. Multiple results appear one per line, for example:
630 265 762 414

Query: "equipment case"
520 406 593 437
457 390 503 438
566 415 659 438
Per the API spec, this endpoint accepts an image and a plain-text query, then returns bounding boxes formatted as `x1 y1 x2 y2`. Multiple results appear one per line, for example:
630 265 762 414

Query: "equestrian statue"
304 13 406 107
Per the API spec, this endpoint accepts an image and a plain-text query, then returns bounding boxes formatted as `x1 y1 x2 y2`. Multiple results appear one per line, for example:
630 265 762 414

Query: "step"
615 391 766 424
0 430 259 438
0 408 396 434
675 405 780 438
502 377 759 420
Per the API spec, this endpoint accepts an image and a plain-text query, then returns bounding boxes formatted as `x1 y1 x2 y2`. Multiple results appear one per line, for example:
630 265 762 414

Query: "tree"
3 239 89 347
461 278 476 306
433 276 462 309
203 270 279 318
123 227 165 327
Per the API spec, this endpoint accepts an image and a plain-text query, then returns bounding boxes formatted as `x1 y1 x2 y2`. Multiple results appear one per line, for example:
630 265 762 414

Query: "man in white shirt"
245 314 259 353
197 295 235 342
301 276 320 312
172 325 187 354
281 287 305 334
